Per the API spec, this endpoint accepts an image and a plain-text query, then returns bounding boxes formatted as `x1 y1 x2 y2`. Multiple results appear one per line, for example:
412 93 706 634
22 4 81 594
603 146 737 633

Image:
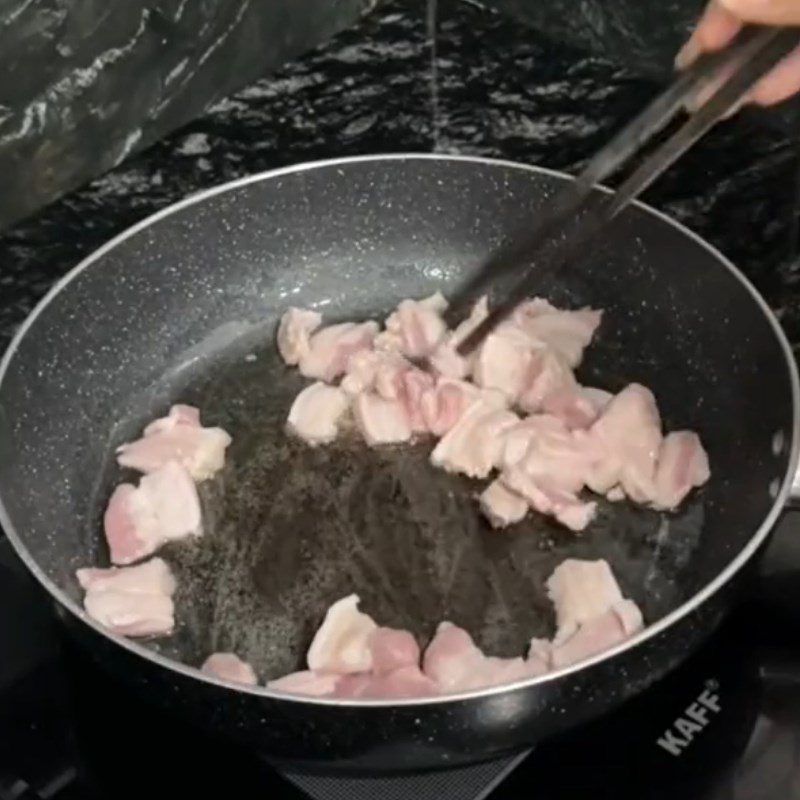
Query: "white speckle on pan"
769 478 780 498
772 430 785 456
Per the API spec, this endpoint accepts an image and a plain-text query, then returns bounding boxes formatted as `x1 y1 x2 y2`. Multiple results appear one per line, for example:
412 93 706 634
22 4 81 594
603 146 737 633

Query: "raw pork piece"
429 296 490 378
587 383 663 502
277 308 323 366
352 393 412 445
267 670 341 697
334 665 439 699
77 557 176 638
307 595 378 674
374 292 448 359
76 557 176 595
422 622 546 693
340 349 411 396
514 418 596 495
116 404 232 481
547 559 628 641
104 460 202 565
431 400 519 479
201 653 258 685
268 626 425 699
420 378 499 437
396 369 436 433
549 600 643 668
479 479 528 529
500 467 597 532
500 414 566 470
369 627 420 674
298 321 379 382
651 431 710 511
287 382 350 445
510 299 603 367
517 347 578 414
472 328 536 403
541 387 613 430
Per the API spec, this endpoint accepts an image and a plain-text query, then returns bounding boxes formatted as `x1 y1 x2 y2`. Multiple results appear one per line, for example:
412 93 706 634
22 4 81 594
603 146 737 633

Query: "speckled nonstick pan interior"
0 155 796 770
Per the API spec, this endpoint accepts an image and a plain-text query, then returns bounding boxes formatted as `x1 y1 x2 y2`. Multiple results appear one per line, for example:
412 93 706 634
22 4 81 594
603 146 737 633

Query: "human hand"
676 0 800 106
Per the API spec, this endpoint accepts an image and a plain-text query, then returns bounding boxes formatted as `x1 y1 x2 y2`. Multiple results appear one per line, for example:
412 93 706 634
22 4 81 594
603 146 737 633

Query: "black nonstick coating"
0 156 795 769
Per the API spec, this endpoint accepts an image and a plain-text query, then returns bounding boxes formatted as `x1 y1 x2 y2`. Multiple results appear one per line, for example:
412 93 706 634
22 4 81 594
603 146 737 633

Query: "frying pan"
0 154 798 773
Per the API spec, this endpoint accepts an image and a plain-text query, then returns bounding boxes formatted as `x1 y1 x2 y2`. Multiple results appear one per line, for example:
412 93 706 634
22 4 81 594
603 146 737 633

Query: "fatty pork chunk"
76 557 176 638
373 292 449 359
104 460 202 565
298 321 379 382
480 384 710 531
116 404 231 481
422 622 548 693
470 299 603 409
541 558 643 669
201 653 258 686
287 382 350 445
482 413 598 531
267 595 438 699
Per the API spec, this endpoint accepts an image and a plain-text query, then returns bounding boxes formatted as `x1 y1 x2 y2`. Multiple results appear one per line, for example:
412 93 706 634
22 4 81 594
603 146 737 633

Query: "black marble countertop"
2 0 799 356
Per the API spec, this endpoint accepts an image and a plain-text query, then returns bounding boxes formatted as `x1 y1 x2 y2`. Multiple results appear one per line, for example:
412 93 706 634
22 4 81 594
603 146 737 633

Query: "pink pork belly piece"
143 404 200 434
375 292 449 359
500 467 597 532
76 556 176 594
546 558 627 642
391 368 436 434
77 557 176 638
201 652 258 685
352 393 412 445
587 383 663 502
277 308 323 366
472 328 536 404
298 321 379 382
549 600 643 669
420 378 483 437
104 460 202 565
517 347 578 414
333 666 439 700
479 479 528 529
500 414 566 470
541 386 613 430
340 349 411 397
514 417 597 495
116 404 232 481
429 296 489 379
430 399 519 479
307 594 378 674
369 627 421 674
267 670 341 697
651 431 711 511
510 299 603 368
287 382 350 445
422 622 545 693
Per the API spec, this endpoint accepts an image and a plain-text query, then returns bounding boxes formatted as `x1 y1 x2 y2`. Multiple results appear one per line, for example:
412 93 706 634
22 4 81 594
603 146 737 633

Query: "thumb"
718 0 800 25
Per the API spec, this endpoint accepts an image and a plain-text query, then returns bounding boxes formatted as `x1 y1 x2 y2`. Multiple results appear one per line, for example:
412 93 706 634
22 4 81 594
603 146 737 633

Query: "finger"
748 42 800 105
719 0 800 26
676 0 743 68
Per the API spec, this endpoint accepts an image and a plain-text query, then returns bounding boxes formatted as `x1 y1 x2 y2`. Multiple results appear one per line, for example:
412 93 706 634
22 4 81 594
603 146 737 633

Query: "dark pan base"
0 156 795 769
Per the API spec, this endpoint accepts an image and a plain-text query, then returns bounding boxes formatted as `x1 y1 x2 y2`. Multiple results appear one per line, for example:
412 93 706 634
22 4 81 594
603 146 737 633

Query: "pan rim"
0 152 797 707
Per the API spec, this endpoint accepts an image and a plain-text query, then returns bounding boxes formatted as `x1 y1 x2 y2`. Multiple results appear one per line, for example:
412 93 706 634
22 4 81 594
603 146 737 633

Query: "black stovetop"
3 509 800 800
